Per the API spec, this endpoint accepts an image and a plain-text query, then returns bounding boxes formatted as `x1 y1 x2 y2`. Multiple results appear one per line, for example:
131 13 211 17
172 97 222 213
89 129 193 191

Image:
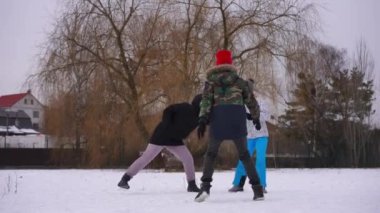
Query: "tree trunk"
134 110 149 143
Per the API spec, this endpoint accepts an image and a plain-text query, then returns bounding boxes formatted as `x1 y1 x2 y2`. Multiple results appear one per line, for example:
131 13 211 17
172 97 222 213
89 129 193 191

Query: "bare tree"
58 0 173 141
353 39 375 82
346 39 375 166
35 4 98 149
32 0 319 166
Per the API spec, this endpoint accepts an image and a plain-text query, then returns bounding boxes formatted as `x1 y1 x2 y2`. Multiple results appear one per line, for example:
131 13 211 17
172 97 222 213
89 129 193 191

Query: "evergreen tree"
328 68 375 166
279 67 375 167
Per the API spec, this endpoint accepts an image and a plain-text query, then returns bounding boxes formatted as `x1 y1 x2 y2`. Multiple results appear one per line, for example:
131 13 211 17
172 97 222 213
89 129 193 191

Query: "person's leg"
233 137 264 200
200 136 223 184
166 145 196 181
125 143 163 177
166 145 200 192
232 137 260 185
118 143 163 189
195 137 223 202
254 137 269 188
232 138 256 186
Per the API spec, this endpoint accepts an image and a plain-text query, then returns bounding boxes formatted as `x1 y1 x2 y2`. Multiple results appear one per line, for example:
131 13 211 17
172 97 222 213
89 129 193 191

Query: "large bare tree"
33 0 317 166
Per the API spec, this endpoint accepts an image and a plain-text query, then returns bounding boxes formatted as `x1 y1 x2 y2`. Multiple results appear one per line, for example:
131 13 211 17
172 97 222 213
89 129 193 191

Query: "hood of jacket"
206 64 239 87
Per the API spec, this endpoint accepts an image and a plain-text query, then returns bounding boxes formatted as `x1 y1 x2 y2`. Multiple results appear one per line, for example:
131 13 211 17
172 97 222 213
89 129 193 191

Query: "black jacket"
150 95 202 146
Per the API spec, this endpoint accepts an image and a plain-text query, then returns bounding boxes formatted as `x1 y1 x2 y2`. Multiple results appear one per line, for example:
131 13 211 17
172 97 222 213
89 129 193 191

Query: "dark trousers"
201 136 261 186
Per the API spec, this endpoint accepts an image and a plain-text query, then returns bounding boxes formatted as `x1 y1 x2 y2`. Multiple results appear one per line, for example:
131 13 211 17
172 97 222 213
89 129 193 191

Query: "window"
24 99 27 104
31 99 34 105
33 111 39 118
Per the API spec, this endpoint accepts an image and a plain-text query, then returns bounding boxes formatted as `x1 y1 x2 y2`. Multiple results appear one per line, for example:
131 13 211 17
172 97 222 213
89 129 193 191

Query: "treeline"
30 0 378 168
275 40 378 167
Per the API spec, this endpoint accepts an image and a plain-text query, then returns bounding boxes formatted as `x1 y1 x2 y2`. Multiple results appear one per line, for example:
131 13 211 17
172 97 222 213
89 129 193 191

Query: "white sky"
312 0 380 125
0 0 379 123
0 0 59 95
315 0 379 68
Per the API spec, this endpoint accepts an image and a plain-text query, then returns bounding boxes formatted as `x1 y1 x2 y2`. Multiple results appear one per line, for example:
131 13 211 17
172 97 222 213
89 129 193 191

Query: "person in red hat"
194 50 264 202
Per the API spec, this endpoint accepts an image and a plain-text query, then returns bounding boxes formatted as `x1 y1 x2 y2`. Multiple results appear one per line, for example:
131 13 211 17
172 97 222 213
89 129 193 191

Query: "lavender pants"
126 143 196 181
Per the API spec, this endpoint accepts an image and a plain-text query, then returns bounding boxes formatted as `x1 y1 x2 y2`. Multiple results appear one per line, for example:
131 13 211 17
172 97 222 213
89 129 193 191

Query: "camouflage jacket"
199 64 260 121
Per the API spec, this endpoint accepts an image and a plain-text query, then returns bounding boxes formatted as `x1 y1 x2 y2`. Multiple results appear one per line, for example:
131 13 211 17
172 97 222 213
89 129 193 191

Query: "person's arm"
240 79 261 130
197 82 213 139
241 80 260 120
199 82 213 121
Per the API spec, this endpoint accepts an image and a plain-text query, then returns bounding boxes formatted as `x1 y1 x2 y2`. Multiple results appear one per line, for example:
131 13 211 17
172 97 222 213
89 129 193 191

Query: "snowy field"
0 169 379 213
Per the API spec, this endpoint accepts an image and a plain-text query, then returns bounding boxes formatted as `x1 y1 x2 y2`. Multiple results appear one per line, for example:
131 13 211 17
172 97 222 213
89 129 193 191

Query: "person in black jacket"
194 50 264 202
118 94 202 192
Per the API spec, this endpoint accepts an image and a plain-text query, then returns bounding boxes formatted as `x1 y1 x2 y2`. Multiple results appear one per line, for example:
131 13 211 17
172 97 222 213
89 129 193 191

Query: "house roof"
0 109 30 118
0 93 28 108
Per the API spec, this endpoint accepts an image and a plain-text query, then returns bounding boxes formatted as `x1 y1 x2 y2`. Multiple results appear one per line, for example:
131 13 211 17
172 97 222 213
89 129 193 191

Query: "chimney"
27 89 31 94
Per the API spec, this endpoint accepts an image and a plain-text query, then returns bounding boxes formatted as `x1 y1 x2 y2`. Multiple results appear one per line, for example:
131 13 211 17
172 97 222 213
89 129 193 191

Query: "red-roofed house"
0 90 44 130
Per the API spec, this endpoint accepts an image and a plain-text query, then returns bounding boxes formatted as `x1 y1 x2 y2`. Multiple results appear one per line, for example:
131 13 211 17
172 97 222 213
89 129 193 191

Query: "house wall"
0 135 47 148
0 135 64 149
10 94 44 130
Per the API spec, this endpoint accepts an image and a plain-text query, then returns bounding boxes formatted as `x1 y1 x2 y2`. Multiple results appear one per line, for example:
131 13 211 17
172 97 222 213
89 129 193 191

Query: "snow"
18 129 40 134
1 169 379 213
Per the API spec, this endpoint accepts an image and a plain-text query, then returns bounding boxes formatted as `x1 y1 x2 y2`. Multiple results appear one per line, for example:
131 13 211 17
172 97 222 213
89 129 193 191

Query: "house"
0 90 44 131
0 109 32 130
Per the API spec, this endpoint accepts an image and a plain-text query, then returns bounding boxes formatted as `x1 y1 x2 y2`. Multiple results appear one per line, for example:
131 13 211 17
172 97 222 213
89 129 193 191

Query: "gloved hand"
246 113 253 120
252 118 261 131
197 117 208 139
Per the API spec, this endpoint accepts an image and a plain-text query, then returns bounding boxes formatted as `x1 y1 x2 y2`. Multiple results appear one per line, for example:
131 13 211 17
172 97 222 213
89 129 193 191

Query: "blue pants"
232 137 269 188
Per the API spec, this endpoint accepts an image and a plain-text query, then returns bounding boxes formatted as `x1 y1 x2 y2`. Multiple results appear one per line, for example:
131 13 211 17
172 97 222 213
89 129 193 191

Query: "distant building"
0 109 32 129
0 90 44 131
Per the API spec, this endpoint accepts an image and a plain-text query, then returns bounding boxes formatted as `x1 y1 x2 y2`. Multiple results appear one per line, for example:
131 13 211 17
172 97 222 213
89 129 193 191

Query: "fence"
0 148 82 168
0 148 375 169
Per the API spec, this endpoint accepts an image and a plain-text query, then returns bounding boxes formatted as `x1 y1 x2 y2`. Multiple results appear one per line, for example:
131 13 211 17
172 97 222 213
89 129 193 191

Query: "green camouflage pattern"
199 64 260 120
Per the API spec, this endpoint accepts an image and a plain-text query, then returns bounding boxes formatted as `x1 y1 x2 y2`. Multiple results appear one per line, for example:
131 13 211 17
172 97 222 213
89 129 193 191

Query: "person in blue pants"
229 80 270 193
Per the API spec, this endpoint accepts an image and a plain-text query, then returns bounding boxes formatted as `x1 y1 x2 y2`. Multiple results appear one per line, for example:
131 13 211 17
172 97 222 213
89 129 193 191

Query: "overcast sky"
0 0 379 123
0 0 59 94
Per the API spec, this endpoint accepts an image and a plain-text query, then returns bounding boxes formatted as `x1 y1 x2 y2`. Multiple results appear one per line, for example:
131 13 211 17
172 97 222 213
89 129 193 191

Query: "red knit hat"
215 50 233 65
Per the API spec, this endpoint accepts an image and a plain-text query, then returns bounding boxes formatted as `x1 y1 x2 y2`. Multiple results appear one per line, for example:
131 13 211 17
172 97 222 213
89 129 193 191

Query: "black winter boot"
187 180 201 192
228 176 246 192
194 182 211 202
252 184 264 201
117 173 131 189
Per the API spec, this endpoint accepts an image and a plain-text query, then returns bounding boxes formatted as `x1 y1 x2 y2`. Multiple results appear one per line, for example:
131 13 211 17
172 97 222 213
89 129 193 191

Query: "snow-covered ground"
0 169 379 213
